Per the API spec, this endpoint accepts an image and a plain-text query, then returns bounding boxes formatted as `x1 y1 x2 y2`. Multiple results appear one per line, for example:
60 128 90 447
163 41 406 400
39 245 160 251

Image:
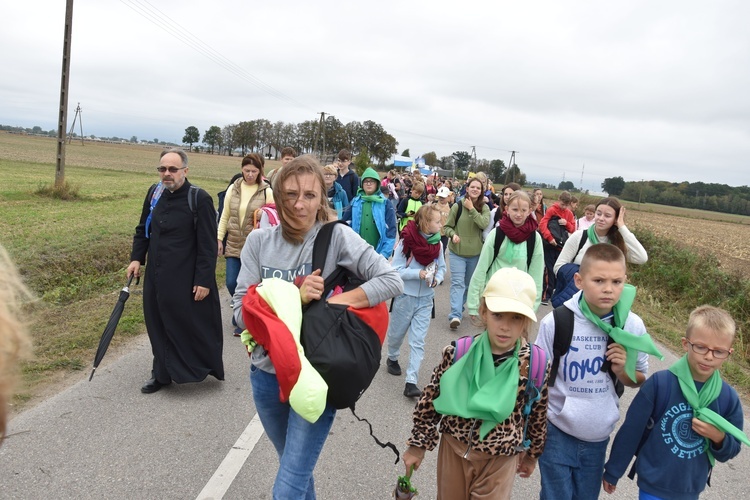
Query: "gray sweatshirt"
232 221 403 372
534 291 649 442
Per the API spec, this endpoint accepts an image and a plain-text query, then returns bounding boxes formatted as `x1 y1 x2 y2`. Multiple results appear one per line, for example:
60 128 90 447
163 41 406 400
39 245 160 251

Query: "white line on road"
196 413 265 500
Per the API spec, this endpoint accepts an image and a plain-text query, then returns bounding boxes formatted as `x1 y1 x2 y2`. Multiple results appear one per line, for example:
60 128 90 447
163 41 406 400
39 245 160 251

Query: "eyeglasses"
156 166 186 173
323 173 336 177
685 340 731 359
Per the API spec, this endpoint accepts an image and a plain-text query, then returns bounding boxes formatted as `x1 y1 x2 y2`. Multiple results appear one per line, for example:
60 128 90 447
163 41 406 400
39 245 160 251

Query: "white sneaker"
449 318 461 330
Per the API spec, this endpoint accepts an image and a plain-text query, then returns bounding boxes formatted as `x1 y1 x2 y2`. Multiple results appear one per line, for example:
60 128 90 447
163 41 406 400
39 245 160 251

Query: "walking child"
534 243 664 499
467 190 544 320
404 267 550 500
603 305 749 499
386 205 446 398
538 191 576 303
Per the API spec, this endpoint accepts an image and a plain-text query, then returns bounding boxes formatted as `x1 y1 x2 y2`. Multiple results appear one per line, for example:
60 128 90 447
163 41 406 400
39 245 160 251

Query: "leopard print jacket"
407 338 549 459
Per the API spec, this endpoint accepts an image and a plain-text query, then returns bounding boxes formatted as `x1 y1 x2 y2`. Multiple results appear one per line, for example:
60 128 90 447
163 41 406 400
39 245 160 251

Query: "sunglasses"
156 166 186 173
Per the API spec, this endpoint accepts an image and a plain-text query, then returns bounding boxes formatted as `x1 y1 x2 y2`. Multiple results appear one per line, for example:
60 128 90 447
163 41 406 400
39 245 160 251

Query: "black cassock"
131 180 224 383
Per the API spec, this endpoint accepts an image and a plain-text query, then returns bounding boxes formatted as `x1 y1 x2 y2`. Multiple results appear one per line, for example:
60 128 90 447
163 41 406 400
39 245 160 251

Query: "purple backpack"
454 336 547 451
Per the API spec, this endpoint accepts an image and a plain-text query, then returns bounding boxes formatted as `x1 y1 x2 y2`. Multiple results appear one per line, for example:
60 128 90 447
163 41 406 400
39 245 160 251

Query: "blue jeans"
386 293 433 385
225 256 241 297
448 252 479 321
250 365 337 500
539 423 609 500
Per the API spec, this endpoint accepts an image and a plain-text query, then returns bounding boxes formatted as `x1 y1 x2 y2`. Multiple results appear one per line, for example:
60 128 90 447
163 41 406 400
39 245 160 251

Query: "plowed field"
626 210 750 278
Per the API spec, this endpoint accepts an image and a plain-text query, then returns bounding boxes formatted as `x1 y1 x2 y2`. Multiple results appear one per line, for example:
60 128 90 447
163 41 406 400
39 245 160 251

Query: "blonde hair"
411 181 425 195
414 204 441 234
272 155 334 244
0 245 32 443
322 164 338 176
507 190 531 209
686 305 736 342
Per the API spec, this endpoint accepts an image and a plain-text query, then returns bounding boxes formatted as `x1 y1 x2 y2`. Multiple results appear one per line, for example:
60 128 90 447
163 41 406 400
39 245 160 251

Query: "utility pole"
67 102 84 145
55 0 74 188
579 163 584 192
504 150 517 184
312 112 326 161
470 146 477 172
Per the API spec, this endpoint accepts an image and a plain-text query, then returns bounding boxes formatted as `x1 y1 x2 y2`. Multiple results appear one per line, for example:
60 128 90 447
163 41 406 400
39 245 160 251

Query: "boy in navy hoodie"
603 305 748 500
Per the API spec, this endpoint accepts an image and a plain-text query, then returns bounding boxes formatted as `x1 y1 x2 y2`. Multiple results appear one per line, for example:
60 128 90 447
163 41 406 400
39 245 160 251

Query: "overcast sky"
2 0 749 190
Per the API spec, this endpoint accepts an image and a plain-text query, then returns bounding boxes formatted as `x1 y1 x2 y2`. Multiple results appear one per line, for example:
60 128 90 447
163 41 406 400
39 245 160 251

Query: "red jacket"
538 202 576 243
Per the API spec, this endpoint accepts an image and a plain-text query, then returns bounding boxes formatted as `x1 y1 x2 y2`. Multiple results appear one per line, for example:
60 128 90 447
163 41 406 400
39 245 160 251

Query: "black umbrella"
89 275 138 381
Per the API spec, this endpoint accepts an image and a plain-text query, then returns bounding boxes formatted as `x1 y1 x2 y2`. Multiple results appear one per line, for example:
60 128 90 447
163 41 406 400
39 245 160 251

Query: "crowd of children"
360 169 745 499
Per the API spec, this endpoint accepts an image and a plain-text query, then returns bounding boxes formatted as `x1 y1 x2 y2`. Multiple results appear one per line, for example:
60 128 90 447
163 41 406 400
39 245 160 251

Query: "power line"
119 0 312 111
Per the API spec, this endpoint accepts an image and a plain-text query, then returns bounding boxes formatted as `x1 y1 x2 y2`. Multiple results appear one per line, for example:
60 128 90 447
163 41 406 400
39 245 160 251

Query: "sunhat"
482 268 537 321
436 186 451 198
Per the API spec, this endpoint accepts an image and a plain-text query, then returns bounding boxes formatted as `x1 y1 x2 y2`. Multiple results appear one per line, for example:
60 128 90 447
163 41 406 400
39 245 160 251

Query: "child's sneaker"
386 358 402 376
449 318 461 330
404 383 422 398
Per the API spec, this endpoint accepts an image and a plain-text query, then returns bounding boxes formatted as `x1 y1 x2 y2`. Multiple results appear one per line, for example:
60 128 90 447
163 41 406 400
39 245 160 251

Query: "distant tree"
221 125 236 155
452 151 471 171
401 148 410 157
422 151 438 166
183 126 200 151
203 126 222 154
489 159 506 181
353 148 371 176
130 136 138 143
602 176 626 196
505 164 524 184
32 126 43 134
558 180 576 191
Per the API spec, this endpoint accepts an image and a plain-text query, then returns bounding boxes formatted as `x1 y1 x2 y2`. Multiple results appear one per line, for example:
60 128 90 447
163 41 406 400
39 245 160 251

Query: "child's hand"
605 343 627 375
602 479 616 494
692 418 725 447
516 453 537 478
419 270 427 280
403 447 424 474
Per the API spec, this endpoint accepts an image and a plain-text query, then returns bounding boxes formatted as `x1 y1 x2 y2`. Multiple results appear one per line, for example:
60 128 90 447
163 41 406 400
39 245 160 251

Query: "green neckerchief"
578 285 664 383
668 355 750 466
356 188 385 203
433 334 521 440
425 232 441 245
586 225 599 245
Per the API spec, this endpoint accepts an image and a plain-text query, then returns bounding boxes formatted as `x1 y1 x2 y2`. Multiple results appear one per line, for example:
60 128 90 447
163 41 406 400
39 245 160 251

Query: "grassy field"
3 132 749 407
0 132 280 405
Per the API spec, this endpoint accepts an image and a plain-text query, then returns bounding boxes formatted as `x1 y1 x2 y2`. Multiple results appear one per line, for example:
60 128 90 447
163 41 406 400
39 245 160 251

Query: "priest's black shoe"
141 377 170 394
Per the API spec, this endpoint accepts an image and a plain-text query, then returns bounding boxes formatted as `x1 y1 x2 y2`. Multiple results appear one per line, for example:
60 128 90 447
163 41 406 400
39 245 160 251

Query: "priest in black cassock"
127 149 224 393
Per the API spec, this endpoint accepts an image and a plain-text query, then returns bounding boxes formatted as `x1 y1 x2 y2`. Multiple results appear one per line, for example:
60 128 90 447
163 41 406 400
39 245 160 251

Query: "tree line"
182 117 399 166
602 176 750 216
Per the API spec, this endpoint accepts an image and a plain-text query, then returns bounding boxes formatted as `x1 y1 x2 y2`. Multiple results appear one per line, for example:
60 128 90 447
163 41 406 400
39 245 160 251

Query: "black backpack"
548 305 625 398
547 215 571 247
300 221 400 462
217 173 244 222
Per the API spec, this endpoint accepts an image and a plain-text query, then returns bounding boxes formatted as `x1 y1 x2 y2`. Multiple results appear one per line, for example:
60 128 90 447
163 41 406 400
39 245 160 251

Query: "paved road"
2 279 749 499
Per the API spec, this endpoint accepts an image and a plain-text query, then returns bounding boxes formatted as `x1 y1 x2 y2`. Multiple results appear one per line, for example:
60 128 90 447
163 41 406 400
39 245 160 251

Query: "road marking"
196 413 264 500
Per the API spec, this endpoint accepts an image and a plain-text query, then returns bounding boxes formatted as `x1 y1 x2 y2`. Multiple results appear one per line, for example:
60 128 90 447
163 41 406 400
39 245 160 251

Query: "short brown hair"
558 191 572 204
411 181 425 195
579 243 626 275
272 155 333 244
686 305 736 342
338 149 351 162
241 153 265 185
280 146 297 158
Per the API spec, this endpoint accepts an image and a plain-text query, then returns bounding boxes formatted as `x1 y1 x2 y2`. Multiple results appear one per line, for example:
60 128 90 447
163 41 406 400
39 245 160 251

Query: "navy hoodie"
603 370 744 500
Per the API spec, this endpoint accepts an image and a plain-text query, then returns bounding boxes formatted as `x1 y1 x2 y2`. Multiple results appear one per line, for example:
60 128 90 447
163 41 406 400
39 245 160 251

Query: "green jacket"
443 201 490 257
466 229 544 315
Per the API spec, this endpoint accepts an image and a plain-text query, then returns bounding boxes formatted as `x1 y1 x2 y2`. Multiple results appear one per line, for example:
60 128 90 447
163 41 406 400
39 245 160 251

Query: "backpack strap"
549 306 575 386
187 185 199 230
575 230 587 258
518 343 547 451
455 202 463 225
312 221 350 296
453 336 474 363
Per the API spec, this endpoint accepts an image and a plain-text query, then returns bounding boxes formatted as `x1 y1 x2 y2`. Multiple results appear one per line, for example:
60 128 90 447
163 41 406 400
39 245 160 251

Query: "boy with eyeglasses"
603 305 748 500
